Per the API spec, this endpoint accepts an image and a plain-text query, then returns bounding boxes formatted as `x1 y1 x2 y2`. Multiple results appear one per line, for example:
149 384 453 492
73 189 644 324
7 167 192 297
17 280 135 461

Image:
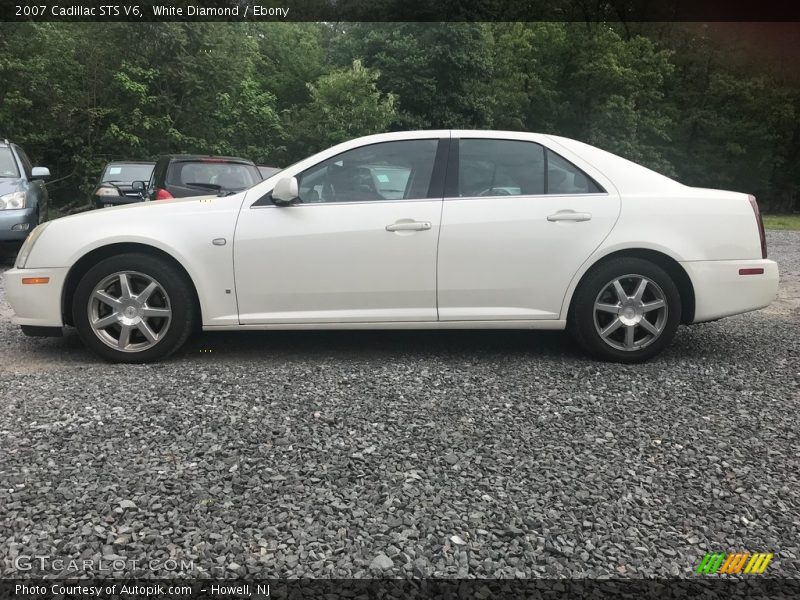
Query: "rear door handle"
547 211 592 222
386 220 432 232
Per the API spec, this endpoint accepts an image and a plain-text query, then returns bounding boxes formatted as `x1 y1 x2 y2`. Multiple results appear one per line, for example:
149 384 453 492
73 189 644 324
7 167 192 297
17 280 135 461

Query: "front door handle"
386 220 432 232
547 210 592 222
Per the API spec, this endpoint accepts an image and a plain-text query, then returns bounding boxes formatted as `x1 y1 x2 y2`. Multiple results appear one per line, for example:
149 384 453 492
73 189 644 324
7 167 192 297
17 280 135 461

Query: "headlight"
0 191 26 210
15 221 50 268
95 186 120 197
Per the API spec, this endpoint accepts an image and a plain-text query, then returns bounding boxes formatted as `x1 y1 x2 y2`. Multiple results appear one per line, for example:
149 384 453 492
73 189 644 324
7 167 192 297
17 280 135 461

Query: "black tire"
568 257 681 363
72 253 196 363
0 242 22 264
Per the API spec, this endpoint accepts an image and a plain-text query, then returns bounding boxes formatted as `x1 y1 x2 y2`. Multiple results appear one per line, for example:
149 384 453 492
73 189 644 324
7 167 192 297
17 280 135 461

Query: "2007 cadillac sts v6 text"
6 131 778 363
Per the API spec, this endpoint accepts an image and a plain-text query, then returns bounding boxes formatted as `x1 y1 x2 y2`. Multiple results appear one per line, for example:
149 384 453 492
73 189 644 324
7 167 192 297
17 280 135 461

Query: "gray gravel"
0 232 798 579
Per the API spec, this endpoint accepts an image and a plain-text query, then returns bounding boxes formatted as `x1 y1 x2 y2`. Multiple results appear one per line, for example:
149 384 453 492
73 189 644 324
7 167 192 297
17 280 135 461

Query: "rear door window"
458 139 545 197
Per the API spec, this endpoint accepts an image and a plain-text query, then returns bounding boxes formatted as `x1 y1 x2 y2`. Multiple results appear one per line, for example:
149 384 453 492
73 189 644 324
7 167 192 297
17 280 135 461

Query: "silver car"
0 139 50 244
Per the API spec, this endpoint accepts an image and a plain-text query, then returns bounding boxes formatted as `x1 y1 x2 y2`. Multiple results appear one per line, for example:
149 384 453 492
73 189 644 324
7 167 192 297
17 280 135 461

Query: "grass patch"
762 214 800 231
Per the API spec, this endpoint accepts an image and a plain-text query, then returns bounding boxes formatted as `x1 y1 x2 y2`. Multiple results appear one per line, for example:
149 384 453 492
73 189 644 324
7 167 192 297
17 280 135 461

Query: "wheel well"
62 243 201 327
569 249 696 324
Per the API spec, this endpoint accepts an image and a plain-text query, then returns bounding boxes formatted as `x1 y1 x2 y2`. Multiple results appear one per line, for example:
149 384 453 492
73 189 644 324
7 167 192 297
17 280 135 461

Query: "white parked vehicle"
6 131 778 363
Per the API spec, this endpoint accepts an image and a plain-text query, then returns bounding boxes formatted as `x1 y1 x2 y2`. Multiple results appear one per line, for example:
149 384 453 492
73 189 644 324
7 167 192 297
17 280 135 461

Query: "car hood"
24 191 246 269
0 178 23 195
76 193 221 215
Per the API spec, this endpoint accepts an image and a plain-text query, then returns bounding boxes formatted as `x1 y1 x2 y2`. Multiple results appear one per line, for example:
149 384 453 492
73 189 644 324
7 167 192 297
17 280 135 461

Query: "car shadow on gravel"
176 328 578 362
6 316 788 367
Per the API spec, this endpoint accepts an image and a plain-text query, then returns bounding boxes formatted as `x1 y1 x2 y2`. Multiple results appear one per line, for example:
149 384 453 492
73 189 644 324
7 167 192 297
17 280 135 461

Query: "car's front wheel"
72 253 196 363
569 257 681 363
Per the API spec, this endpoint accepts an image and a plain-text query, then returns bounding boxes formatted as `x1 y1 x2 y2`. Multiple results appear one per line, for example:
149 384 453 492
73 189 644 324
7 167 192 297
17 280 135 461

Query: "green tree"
286 60 397 157
342 23 495 129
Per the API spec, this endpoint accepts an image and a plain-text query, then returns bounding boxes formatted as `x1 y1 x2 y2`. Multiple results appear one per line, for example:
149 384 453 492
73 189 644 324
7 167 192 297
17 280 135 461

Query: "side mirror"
272 176 299 206
131 181 146 192
31 167 50 180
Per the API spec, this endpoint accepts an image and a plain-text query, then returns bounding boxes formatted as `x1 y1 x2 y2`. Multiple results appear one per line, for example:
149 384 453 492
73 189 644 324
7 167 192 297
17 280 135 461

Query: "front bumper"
681 259 779 323
0 208 37 241
4 266 69 327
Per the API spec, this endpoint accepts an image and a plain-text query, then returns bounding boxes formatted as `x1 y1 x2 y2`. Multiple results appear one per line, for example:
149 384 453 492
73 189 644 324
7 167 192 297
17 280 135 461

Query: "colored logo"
696 552 773 575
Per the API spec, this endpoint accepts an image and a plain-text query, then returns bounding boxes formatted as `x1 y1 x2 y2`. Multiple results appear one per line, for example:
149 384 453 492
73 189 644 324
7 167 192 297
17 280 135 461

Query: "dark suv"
137 155 262 200
0 139 50 243
92 161 155 208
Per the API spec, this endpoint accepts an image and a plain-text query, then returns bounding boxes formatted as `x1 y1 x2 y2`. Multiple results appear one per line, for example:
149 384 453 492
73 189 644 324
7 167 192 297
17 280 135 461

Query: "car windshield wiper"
185 182 222 191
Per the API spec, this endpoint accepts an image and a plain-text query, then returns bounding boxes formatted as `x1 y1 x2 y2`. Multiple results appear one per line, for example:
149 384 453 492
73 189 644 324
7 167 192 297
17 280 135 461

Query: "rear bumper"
0 208 37 241
4 266 68 327
681 259 779 323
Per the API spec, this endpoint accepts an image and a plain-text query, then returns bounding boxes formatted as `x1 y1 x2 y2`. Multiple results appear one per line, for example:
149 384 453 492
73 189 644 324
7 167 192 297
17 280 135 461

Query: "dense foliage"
0 22 797 211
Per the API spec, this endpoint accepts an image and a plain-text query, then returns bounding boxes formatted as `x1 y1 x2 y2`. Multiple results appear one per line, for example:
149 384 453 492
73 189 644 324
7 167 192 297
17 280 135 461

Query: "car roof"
106 160 155 166
159 155 256 164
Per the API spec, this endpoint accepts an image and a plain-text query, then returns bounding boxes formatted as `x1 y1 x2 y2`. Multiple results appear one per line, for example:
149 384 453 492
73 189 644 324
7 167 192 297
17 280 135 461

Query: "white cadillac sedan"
6 131 778 363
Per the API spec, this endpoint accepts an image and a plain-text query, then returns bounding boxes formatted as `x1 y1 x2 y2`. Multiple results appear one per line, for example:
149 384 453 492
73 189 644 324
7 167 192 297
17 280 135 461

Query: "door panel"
233 137 445 324
437 138 620 321
438 195 619 320
234 201 442 323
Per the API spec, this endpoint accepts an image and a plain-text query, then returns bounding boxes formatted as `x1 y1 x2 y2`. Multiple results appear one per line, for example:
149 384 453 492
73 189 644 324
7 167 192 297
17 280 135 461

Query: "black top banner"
1 0 800 22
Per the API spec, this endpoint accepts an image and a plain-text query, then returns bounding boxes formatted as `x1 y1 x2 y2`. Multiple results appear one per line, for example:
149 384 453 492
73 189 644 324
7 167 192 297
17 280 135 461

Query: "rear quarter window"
546 150 605 194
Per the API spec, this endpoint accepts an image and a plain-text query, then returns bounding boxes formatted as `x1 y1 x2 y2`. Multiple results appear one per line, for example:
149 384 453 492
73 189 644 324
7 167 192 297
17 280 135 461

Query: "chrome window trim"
250 196 443 209
445 192 610 201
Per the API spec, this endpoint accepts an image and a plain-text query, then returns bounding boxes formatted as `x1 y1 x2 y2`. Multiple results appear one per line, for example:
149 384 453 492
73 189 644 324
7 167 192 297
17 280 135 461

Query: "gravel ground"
0 232 798 579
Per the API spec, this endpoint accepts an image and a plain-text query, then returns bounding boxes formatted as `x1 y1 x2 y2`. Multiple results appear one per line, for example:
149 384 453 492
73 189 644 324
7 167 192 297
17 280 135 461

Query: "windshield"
167 161 261 192
102 163 154 183
0 148 20 178
258 166 282 179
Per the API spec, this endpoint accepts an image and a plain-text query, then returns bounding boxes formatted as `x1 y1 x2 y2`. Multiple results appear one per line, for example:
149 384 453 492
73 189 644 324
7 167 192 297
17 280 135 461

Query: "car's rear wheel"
73 253 195 363
569 257 681 363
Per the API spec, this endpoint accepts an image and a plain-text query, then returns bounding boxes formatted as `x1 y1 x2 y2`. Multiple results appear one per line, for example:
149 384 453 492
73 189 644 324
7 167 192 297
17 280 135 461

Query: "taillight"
155 188 173 201
748 195 767 259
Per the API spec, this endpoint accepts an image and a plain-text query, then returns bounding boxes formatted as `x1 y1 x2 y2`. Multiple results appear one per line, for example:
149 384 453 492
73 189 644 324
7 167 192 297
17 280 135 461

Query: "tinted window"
258 166 281 179
458 139 545 197
298 139 438 203
0 148 19 178
102 163 154 183
167 161 261 192
547 150 603 194
15 147 33 177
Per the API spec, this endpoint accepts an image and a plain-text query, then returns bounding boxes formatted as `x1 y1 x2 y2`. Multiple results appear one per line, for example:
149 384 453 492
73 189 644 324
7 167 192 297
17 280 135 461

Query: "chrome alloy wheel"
87 271 172 352
593 274 668 352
